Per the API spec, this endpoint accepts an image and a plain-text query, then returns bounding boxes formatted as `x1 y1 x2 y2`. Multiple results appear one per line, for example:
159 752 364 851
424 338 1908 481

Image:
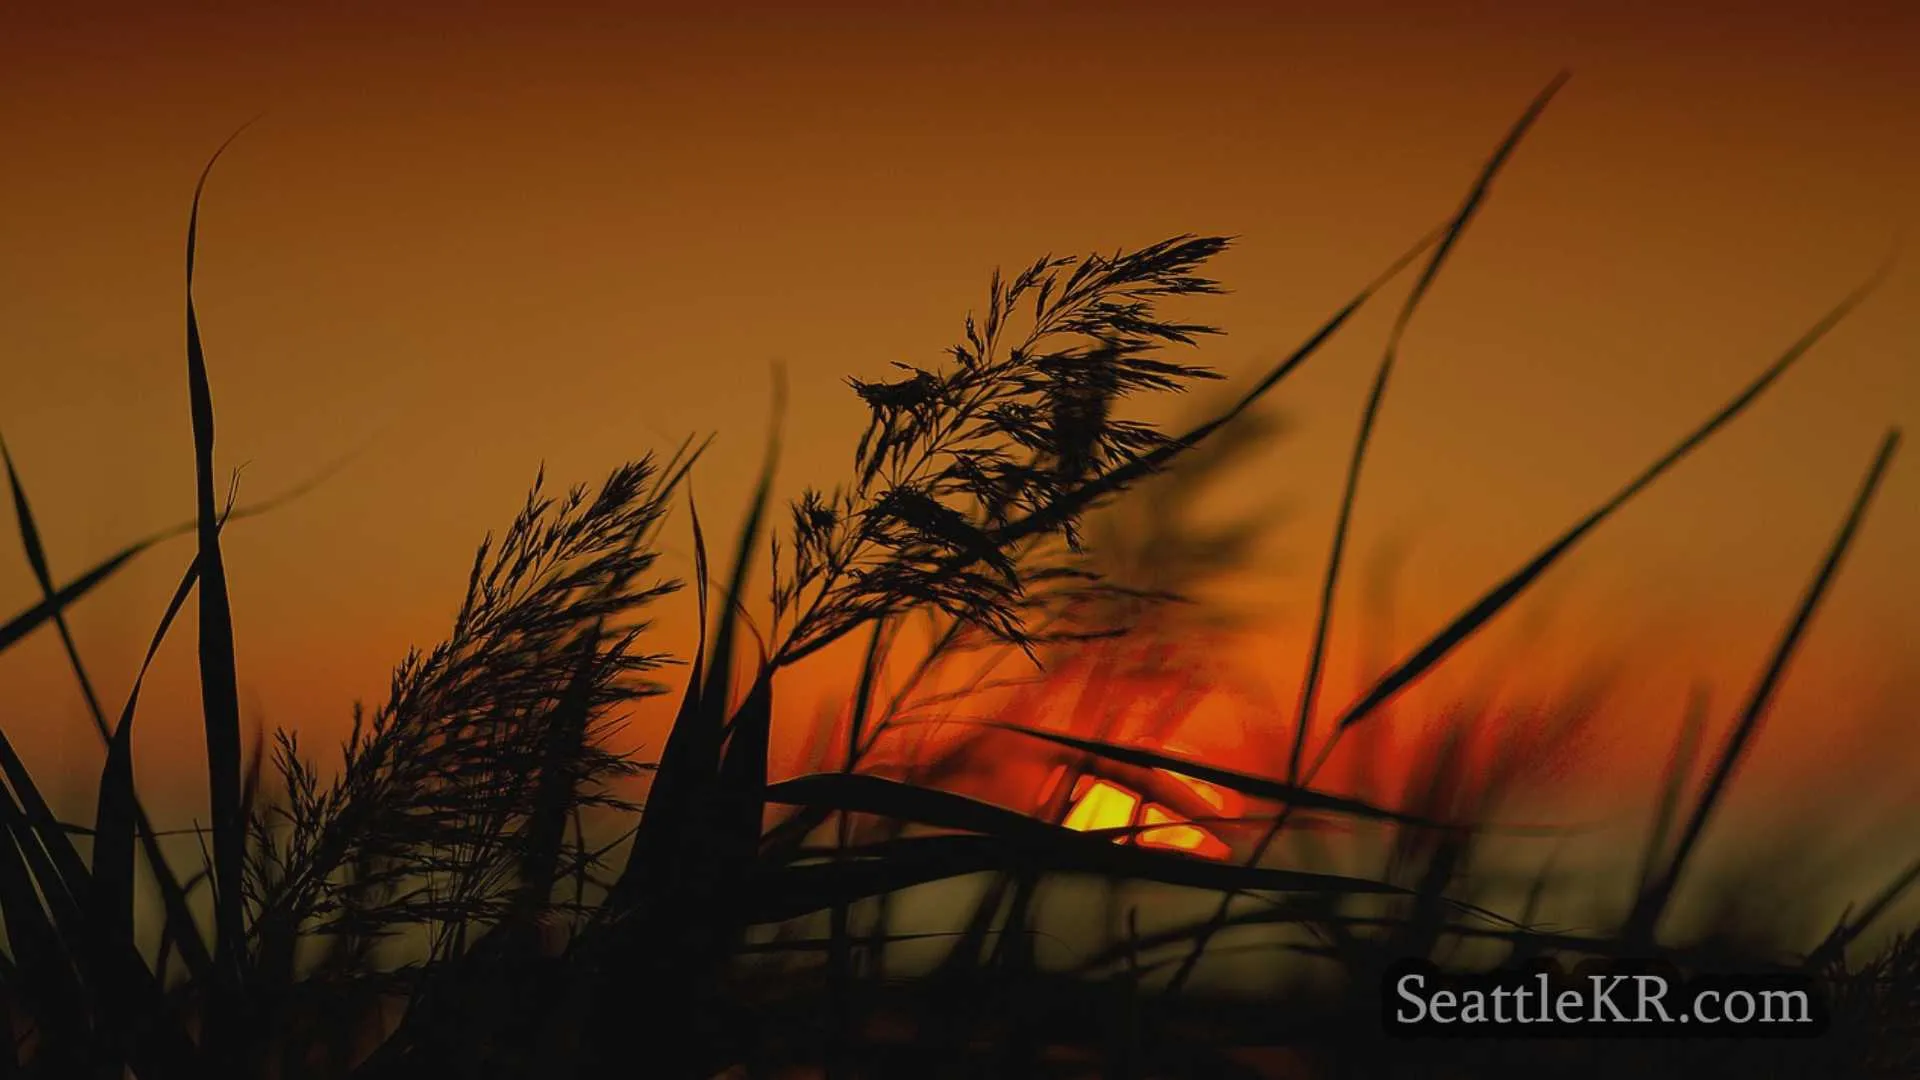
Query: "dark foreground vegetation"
0 73 1915 1079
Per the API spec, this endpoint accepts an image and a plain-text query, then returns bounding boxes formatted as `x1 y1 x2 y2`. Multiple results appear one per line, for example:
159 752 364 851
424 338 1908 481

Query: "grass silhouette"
0 72 1915 1079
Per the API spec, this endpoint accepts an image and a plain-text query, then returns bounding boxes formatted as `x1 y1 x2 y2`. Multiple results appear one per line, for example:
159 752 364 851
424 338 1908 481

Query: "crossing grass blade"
3 436 223 986
0 448 340 662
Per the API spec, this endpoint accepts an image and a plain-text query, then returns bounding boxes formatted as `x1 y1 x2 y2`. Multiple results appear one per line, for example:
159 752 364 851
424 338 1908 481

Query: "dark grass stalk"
709 374 789 879
179 126 253 1070
1627 428 1903 947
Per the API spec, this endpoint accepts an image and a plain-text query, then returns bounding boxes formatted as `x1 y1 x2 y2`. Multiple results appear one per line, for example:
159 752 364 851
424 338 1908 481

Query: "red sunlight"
807 634 1260 863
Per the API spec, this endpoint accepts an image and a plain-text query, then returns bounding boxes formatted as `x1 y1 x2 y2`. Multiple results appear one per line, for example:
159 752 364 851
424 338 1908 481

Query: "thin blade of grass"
1630 427 1902 944
1286 71 1570 786
1322 253 1895 747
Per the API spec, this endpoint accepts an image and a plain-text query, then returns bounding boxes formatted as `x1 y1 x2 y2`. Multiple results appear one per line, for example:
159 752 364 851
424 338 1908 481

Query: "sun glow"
1059 775 1233 860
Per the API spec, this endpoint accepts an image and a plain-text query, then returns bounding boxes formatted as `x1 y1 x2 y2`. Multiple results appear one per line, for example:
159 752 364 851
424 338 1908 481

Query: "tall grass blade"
699 368 786 886
1321 254 1894 746
1630 428 1902 943
181 125 252 1065
1286 71 1570 786
603 490 710 917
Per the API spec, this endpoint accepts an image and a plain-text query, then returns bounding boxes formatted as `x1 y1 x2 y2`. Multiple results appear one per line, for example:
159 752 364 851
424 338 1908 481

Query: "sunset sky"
1 1 1915 872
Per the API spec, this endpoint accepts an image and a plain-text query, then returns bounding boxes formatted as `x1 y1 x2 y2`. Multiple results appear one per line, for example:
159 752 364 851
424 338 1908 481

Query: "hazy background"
0 1 1914 886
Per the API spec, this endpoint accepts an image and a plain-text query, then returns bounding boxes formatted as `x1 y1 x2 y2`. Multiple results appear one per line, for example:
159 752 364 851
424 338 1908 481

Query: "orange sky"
0 1 1915 864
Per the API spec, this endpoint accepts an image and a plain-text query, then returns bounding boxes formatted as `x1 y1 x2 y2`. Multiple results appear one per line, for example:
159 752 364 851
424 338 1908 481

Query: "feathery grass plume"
770 234 1234 667
244 451 689 1071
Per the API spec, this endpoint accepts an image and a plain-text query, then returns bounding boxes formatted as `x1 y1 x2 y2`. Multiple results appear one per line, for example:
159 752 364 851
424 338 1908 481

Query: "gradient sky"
1 1 1915 861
